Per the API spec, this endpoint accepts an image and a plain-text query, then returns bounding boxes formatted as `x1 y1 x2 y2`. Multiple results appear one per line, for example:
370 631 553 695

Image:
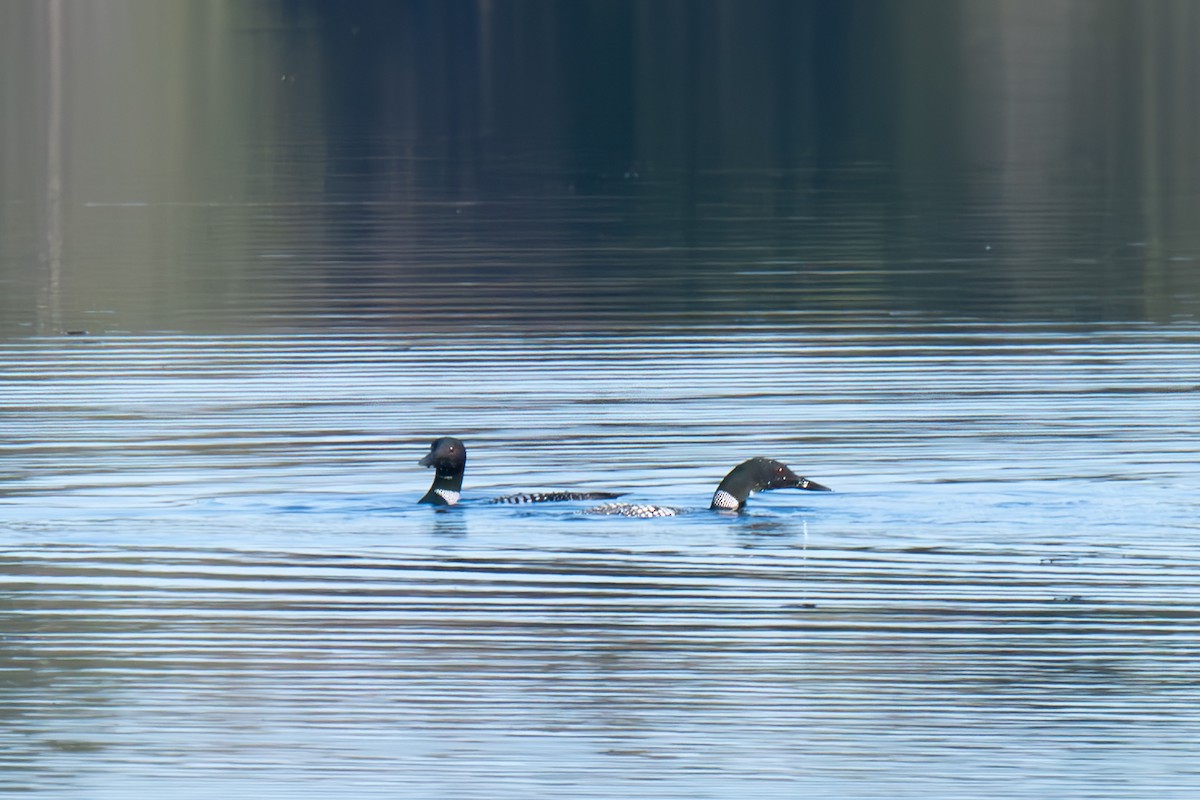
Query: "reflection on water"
4 1 1200 798
4 2 1200 336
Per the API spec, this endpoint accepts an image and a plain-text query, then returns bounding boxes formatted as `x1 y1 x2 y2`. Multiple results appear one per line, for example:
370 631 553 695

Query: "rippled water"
7 2 1200 796
3 322 1199 798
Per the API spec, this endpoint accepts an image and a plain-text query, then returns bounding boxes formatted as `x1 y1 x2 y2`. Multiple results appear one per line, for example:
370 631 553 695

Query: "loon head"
419 436 466 474
710 457 831 511
418 436 467 505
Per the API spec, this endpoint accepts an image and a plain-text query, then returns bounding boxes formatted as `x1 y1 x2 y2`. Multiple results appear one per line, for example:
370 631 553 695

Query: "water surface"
4 321 1199 798
3 2 1200 798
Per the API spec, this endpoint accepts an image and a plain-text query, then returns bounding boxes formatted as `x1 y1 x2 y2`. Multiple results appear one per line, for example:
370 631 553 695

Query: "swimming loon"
418 436 623 506
588 457 831 517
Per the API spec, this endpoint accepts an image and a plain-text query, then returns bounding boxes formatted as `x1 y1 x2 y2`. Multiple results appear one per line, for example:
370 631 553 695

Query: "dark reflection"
2 1 1200 335
263 0 1200 323
733 517 811 540
427 505 470 538
281 0 1200 179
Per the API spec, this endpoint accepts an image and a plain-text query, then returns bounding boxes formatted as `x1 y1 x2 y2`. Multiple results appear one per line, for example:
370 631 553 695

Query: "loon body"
588 457 831 518
418 437 622 506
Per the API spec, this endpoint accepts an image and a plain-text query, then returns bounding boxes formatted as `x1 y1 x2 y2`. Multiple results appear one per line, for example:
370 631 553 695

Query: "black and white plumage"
418 437 467 506
589 502 682 518
489 491 623 504
417 437 622 506
587 457 831 518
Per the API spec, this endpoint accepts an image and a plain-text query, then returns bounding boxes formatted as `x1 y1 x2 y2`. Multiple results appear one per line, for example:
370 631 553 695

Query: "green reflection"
2 0 1199 336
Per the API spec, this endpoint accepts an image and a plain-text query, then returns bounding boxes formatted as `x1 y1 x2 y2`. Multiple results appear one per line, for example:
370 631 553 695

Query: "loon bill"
417 436 623 506
587 457 831 518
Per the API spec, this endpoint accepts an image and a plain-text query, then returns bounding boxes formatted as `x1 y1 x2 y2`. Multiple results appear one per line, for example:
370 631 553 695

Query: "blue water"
3 323 1199 798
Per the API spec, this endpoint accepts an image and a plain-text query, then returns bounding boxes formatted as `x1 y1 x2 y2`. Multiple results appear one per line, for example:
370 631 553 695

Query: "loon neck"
419 467 464 505
708 458 802 511
710 471 754 510
418 436 467 505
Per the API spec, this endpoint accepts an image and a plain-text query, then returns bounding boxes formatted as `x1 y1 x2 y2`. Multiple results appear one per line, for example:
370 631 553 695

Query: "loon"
418 436 623 506
588 457 831 517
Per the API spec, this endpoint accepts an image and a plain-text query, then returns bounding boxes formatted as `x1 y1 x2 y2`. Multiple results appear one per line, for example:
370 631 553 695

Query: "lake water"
3 2 1200 798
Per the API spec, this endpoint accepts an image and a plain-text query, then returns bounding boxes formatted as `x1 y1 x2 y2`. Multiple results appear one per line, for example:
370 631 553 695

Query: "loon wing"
490 490 624 505
586 502 685 518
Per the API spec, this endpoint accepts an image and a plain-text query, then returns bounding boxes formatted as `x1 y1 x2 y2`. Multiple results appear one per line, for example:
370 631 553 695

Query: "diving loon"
418 436 623 506
588 457 831 517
